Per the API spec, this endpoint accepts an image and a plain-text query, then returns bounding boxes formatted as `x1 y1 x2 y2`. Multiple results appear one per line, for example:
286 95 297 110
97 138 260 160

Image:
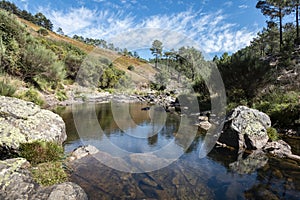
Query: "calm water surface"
55 102 300 200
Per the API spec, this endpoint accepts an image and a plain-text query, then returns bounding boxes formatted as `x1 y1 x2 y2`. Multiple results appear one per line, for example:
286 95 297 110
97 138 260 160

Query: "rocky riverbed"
1 93 299 199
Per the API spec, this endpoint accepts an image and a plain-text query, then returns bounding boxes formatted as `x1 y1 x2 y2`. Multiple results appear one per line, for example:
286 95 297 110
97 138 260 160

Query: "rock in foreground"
219 106 271 150
0 158 87 200
0 96 66 157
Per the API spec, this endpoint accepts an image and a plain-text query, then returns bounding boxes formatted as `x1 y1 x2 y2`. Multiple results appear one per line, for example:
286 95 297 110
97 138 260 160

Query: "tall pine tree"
256 0 292 50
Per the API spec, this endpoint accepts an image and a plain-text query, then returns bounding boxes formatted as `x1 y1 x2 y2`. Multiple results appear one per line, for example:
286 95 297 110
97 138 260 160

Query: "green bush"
64 52 84 79
0 10 27 75
267 127 279 141
37 28 49 36
76 56 103 87
55 90 68 101
31 161 68 186
19 140 64 166
48 61 66 83
33 76 53 92
0 79 16 96
99 64 125 89
253 91 299 126
17 88 44 106
127 65 135 71
99 57 111 65
154 67 170 90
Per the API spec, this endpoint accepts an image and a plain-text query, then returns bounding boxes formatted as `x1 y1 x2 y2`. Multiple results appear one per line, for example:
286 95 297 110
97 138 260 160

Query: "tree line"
72 35 140 58
0 0 53 30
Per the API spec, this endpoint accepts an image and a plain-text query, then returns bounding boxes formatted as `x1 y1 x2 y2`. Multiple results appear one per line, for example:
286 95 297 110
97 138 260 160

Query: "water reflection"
54 103 300 200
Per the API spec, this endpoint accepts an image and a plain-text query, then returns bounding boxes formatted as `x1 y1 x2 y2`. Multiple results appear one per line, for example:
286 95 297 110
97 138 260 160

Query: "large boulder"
0 158 87 200
219 106 271 150
0 96 66 155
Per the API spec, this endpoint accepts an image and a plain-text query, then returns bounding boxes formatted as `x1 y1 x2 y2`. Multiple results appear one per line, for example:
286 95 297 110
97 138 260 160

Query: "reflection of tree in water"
185 135 202 154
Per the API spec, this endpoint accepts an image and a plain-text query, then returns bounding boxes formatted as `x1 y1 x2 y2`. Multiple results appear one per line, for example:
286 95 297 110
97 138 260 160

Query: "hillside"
18 17 156 85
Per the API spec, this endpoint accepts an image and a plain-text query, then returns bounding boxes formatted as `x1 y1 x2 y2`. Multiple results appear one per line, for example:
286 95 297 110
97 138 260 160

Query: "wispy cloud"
44 7 97 34
43 6 257 56
224 1 233 7
238 5 248 9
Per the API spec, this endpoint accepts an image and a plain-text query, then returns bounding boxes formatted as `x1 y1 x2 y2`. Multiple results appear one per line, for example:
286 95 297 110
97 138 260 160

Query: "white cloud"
109 10 257 56
224 1 233 7
238 5 248 9
41 7 97 34
43 6 257 56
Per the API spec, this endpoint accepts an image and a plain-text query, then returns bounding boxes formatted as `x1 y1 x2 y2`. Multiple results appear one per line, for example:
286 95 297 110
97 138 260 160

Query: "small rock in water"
141 107 150 111
263 140 292 158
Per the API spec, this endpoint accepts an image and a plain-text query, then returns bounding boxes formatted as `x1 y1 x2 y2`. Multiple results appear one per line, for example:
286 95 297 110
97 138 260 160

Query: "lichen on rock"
219 106 271 150
0 158 87 200
0 96 66 156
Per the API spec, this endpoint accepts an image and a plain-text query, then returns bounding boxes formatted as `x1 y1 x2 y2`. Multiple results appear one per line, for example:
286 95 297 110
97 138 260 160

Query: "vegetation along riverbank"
0 0 299 199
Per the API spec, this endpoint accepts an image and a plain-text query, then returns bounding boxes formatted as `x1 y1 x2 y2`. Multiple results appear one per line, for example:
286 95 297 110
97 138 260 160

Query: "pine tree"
256 0 292 50
150 40 163 68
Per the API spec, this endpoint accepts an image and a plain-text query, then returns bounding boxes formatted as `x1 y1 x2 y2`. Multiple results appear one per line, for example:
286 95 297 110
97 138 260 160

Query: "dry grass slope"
18 17 156 85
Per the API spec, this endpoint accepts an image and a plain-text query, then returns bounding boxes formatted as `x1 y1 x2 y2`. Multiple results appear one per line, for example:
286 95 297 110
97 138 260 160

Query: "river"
54 102 300 200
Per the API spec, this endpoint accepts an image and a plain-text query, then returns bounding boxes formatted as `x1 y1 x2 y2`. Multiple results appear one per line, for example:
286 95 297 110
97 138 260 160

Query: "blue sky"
11 0 267 58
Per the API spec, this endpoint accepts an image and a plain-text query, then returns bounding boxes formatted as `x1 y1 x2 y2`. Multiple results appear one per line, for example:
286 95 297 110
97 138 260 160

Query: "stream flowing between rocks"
55 102 300 200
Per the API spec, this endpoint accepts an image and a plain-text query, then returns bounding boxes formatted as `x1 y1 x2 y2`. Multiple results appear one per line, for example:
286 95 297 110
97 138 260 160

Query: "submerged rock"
68 145 99 161
263 140 293 158
0 158 87 200
0 96 66 156
219 106 271 150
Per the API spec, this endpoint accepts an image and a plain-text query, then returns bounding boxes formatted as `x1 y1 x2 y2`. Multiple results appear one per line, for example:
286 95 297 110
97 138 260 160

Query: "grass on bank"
19 140 68 186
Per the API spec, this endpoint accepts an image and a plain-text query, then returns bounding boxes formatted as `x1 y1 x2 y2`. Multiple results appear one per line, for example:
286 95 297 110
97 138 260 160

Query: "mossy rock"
0 96 66 158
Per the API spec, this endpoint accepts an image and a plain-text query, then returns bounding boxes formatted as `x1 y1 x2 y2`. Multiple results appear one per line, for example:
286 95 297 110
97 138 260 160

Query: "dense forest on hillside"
0 0 299 129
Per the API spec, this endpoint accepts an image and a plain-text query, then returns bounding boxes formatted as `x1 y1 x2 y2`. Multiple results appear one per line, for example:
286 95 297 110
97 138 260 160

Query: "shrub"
19 140 64 166
127 65 135 71
0 10 26 75
47 61 66 83
154 66 170 90
33 76 53 92
37 28 49 36
56 90 68 101
76 56 103 87
22 44 56 77
17 88 44 106
99 64 125 89
0 79 16 96
99 57 111 65
267 127 279 141
253 91 299 126
64 52 84 79
31 161 68 186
